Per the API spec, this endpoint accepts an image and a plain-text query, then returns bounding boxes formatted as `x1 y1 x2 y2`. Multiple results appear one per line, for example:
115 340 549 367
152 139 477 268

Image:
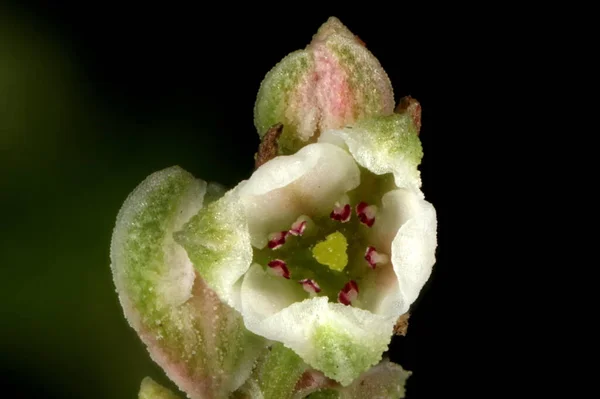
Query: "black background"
1 2 497 398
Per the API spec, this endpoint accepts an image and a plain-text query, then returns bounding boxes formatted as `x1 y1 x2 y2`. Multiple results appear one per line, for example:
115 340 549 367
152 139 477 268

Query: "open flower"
174 112 437 386
111 16 436 397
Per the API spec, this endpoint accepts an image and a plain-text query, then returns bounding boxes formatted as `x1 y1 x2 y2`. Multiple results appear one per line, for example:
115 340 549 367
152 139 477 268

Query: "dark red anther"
299 279 321 294
289 220 307 236
268 231 289 249
268 259 291 279
338 280 359 305
365 246 389 269
330 203 351 223
356 202 377 227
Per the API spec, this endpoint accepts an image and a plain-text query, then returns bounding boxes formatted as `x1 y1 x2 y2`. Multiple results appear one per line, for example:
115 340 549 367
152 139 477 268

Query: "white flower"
174 113 437 386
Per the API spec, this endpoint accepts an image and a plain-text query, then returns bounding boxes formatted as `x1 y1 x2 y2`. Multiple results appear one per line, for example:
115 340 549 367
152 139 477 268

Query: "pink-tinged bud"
268 259 291 279
289 218 308 236
356 202 377 227
330 203 351 223
268 231 289 249
364 246 390 269
299 279 321 294
338 280 359 306
254 17 395 154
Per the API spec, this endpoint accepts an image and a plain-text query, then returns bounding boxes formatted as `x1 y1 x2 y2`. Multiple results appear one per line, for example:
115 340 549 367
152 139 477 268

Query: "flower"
173 112 437 386
110 16 437 397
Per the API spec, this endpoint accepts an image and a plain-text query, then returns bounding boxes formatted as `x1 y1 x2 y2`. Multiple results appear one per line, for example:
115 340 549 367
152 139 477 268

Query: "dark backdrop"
1 2 483 398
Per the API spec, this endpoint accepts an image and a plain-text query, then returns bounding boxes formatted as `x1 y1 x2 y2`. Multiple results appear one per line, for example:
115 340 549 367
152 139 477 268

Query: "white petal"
238 143 360 248
390 192 437 313
241 269 395 386
359 189 437 317
241 264 306 326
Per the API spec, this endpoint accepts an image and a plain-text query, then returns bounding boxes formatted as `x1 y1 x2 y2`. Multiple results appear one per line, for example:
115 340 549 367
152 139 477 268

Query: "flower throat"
252 170 395 307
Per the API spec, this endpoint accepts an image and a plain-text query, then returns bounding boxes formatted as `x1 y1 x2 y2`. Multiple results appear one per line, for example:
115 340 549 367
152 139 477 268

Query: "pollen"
311 231 348 272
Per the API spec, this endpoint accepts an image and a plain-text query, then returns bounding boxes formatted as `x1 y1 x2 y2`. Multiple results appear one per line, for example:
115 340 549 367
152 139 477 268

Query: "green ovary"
312 231 348 272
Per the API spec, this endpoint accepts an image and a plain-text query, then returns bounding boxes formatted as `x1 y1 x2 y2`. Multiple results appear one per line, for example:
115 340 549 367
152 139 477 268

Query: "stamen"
268 259 291 279
330 201 351 223
365 246 389 269
289 215 309 236
268 231 289 249
299 279 321 294
356 202 377 227
338 280 359 306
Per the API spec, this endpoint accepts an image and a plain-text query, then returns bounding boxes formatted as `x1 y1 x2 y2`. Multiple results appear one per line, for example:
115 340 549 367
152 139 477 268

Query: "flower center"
252 170 395 308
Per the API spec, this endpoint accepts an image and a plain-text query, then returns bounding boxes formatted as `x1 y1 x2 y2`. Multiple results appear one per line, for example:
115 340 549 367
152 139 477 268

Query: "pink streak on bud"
338 280 359 306
356 202 377 227
268 259 291 279
289 220 307 236
364 246 389 269
268 231 289 249
313 45 355 132
299 279 321 294
330 203 351 223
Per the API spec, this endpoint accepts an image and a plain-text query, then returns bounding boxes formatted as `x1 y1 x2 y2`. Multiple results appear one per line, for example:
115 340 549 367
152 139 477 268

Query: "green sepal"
138 377 182 399
174 186 252 310
258 344 309 399
234 343 308 399
323 113 423 192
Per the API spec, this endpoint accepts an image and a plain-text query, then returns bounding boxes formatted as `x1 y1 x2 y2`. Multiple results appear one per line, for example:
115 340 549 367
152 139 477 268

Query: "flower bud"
254 17 395 154
110 167 266 399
